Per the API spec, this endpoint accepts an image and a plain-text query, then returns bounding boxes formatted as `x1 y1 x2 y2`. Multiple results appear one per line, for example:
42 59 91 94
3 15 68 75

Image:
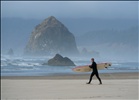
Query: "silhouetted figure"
86 58 102 85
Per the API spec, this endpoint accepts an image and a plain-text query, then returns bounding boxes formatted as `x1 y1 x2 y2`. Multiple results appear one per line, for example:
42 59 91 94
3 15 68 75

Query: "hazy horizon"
1 1 138 62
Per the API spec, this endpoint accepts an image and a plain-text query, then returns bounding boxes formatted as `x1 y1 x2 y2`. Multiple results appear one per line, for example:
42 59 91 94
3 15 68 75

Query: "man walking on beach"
86 58 102 85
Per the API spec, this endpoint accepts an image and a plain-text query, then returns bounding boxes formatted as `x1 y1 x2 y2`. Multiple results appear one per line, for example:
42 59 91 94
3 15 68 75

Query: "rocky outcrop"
7 48 14 56
46 54 75 66
24 16 79 56
80 48 99 57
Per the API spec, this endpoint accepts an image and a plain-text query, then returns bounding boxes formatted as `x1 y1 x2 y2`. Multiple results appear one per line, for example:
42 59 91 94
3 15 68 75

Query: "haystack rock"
24 16 79 56
46 54 75 66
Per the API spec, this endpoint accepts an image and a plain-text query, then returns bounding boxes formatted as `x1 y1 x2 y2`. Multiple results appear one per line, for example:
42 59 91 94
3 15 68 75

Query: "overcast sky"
1 1 138 19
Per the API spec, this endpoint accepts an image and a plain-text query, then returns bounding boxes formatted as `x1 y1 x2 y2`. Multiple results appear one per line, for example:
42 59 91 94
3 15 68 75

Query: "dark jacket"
89 62 98 73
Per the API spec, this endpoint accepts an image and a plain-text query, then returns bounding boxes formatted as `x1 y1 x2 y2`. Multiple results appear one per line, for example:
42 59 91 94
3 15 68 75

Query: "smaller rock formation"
80 48 99 57
47 54 75 66
7 48 14 56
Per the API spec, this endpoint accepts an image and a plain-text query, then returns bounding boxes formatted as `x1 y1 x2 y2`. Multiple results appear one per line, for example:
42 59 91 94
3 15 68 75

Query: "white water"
1 55 139 76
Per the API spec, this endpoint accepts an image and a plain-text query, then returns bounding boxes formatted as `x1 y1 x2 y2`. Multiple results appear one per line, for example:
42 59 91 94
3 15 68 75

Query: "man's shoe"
86 82 90 84
99 83 102 85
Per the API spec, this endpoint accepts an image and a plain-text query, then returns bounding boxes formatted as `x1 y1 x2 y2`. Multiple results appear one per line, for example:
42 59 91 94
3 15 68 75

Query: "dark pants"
88 72 102 84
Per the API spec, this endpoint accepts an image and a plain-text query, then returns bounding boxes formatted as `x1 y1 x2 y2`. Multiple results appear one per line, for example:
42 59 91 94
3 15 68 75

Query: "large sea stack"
24 16 79 56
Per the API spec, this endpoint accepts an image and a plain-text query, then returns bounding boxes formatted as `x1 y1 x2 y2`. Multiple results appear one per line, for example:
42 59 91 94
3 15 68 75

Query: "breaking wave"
1 55 139 76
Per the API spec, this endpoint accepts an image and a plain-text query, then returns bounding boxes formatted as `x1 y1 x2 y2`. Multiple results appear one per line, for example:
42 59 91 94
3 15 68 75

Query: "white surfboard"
72 63 112 72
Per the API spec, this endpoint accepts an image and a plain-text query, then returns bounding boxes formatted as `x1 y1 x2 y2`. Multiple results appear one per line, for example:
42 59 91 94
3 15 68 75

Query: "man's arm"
89 64 93 68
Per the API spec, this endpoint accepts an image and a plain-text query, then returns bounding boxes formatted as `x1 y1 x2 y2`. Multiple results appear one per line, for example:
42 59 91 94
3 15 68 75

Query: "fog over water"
1 1 138 62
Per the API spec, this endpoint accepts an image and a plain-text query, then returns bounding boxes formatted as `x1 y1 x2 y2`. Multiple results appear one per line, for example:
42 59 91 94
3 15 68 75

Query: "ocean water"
1 55 139 76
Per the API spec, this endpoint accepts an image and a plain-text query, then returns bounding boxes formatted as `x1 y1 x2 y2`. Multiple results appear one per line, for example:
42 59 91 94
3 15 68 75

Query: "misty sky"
1 1 138 19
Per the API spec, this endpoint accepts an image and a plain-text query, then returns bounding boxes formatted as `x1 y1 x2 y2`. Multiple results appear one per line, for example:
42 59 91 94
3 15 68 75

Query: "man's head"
91 58 94 62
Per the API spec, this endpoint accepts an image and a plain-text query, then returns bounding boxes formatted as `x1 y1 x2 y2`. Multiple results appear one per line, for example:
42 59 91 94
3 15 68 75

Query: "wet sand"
1 72 138 80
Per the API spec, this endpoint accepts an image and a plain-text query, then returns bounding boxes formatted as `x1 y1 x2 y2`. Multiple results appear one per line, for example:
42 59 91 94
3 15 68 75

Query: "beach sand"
1 72 139 100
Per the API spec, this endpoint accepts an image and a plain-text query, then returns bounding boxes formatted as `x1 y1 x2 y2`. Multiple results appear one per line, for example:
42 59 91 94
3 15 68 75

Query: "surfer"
86 58 102 85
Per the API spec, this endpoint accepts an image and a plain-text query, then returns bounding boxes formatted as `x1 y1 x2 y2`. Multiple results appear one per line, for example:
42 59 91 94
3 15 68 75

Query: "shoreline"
1 72 138 80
